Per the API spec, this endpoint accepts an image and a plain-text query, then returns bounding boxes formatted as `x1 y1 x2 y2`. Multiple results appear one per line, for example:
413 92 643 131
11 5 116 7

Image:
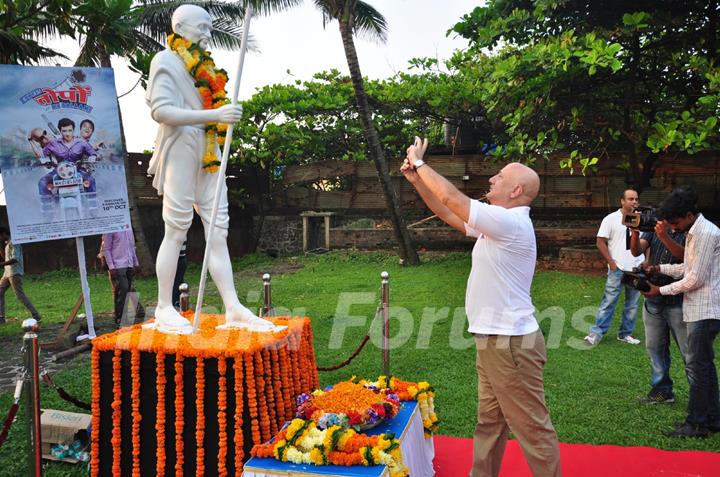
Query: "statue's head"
172 5 213 49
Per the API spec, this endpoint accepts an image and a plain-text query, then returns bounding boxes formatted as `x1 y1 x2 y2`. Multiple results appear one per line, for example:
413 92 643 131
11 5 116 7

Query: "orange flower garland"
289 334 303 401
262 348 278 436
174 356 184 477
270 347 286 428
90 347 100 477
167 33 229 173
131 350 142 477
244 353 261 445
91 316 319 475
196 357 205 477
111 349 122 477
233 357 244 473
251 420 408 475
254 351 271 441
278 347 294 420
155 353 167 477
217 357 228 477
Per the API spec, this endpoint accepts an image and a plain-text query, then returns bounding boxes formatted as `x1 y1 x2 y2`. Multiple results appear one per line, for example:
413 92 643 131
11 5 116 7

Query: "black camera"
621 267 675 292
622 206 660 232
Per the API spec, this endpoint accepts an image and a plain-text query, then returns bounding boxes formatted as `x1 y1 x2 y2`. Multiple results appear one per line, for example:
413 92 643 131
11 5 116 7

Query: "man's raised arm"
405 137 470 223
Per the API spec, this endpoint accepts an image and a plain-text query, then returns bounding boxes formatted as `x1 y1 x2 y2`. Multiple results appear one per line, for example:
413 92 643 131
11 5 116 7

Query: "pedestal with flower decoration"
89 314 319 477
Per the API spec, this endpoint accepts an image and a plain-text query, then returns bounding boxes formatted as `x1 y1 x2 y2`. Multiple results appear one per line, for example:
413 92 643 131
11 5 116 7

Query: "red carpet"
433 435 720 476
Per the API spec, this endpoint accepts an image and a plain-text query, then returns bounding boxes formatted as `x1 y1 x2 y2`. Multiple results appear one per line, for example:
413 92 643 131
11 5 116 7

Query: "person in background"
0 227 41 324
643 187 720 438
584 189 644 346
630 218 687 404
103 228 145 326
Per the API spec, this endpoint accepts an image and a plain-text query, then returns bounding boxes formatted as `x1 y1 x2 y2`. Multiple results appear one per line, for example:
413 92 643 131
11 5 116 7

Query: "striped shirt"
659 214 720 322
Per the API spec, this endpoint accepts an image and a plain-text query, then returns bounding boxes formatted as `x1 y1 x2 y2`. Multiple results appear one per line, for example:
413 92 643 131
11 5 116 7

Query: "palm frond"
244 0 304 17
133 30 165 54
353 1 387 43
134 0 259 51
75 39 101 67
210 18 258 52
312 0 340 30
0 30 68 64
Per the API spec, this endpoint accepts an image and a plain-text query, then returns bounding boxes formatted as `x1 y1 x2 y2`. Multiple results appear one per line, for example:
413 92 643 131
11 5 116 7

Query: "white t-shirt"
597 210 644 271
464 200 539 336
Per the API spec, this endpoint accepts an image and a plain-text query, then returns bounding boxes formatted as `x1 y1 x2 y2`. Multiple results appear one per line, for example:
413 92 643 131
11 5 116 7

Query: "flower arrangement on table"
359 376 440 437
296 380 401 430
251 418 409 477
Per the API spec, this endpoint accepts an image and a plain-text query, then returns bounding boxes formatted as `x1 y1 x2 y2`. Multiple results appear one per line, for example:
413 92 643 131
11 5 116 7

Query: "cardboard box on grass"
40 409 91 463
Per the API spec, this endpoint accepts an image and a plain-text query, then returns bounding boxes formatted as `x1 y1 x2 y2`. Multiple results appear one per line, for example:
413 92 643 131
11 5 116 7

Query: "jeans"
590 269 641 338
642 301 688 396
685 319 720 427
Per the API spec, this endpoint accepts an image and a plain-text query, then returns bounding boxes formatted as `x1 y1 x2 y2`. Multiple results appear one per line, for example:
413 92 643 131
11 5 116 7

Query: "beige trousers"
471 331 561 477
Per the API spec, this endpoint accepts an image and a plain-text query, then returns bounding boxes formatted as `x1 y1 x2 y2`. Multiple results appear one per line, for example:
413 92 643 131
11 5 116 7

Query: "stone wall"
539 247 607 274
330 226 598 254
255 215 303 255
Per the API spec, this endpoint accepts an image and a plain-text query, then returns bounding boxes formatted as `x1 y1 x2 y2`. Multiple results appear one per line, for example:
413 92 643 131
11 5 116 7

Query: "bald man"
401 138 561 477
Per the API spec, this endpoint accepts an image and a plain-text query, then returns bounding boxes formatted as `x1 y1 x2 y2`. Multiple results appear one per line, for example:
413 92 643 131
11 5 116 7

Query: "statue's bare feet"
217 304 287 332
143 305 194 335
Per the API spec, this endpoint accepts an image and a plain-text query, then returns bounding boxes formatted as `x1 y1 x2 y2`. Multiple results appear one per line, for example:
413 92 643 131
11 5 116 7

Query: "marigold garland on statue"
155 353 167 477
131 350 142 477
111 350 122 477
167 33 230 173
90 348 100 477
196 357 206 477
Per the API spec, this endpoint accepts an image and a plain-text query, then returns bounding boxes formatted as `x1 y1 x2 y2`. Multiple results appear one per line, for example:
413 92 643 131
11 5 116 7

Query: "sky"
0 0 480 202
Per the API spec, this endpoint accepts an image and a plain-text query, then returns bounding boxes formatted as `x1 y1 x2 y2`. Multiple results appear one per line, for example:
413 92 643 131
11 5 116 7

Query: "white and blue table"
242 401 435 477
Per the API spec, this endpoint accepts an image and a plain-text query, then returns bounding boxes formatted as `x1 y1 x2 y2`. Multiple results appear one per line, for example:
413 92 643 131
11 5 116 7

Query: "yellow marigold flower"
336 428 355 450
310 447 325 465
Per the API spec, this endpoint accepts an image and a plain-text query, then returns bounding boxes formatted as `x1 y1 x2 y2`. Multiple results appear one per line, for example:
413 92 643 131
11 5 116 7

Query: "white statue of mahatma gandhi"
145 4 279 334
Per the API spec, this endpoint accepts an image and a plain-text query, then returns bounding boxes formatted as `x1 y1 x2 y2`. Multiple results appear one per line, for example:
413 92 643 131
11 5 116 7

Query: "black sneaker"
639 392 675 405
0 316 5 325
664 422 709 438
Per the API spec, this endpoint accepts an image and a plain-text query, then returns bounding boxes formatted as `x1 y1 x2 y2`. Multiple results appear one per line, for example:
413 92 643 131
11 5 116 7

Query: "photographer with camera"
643 187 720 438
629 217 687 405
584 189 644 346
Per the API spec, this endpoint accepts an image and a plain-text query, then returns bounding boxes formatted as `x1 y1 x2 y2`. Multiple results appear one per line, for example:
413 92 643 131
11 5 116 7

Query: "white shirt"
597 209 644 271
464 200 539 336
659 214 720 322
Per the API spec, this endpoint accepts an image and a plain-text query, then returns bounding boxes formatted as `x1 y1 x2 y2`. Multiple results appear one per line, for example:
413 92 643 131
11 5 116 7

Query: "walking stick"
193 5 254 332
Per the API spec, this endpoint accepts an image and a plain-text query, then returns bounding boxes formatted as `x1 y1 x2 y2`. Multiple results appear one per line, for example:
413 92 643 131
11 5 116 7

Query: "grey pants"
0 274 40 320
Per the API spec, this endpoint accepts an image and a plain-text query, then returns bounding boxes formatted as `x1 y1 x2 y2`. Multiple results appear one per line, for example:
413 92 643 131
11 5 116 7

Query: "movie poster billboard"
0 65 131 244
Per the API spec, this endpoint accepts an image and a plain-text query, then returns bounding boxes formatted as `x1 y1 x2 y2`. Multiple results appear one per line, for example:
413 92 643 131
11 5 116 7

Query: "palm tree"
0 0 73 64
311 0 420 265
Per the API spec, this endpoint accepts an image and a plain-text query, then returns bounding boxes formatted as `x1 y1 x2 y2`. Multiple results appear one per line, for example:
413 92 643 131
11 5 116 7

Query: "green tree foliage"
0 0 74 64
233 69 443 177
445 0 720 186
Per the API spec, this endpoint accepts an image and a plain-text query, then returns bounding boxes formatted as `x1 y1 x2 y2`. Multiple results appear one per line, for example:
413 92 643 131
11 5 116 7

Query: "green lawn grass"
0 251 717 475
